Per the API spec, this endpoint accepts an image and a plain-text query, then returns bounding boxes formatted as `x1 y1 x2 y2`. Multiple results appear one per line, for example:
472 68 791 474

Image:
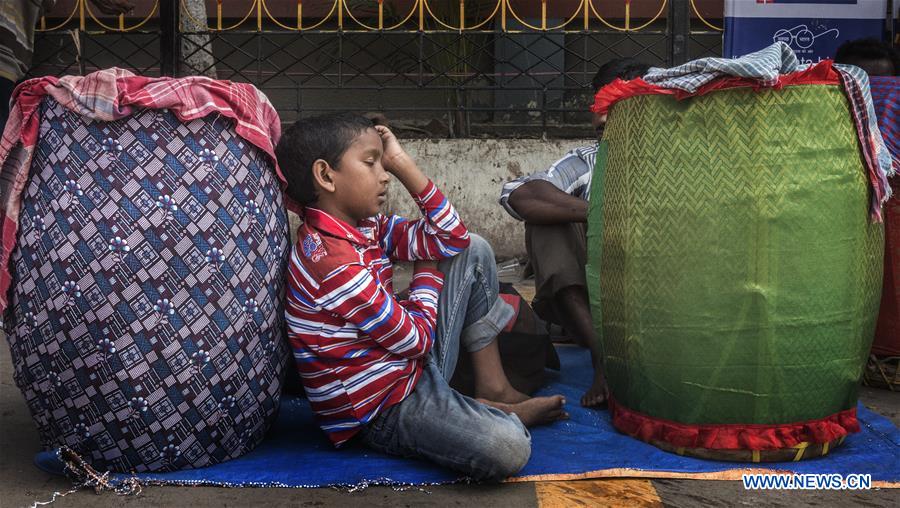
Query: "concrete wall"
289 138 593 260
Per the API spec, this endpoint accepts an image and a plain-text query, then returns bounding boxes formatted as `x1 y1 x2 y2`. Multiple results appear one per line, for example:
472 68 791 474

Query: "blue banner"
724 1 887 64
768 1 860 4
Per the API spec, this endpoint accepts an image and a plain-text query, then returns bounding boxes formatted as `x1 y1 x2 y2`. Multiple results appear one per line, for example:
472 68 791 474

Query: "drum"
4 95 290 472
587 81 883 461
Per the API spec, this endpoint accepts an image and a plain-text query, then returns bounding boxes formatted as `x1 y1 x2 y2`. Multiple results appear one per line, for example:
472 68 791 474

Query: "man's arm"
499 146 595 224
506 180 588 224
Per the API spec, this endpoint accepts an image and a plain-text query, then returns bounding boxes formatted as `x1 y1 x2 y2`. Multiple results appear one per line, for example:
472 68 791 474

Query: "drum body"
5 98 290 472
587 85 884 461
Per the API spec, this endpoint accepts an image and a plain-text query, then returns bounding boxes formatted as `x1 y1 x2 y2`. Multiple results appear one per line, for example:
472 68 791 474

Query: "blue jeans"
358 235 529 481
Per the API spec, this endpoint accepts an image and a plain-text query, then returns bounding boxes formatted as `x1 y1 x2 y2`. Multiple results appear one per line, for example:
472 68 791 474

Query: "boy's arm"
398 259 441 325
316 261 442 360
375 125 470 261
378 182 470 261
378 124 430 196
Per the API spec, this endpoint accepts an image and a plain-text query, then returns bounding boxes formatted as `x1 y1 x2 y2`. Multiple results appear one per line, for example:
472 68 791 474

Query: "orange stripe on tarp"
508 468 900 489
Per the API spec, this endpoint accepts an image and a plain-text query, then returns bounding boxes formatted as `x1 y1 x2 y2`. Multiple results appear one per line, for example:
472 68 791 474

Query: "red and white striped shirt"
285 180 470 446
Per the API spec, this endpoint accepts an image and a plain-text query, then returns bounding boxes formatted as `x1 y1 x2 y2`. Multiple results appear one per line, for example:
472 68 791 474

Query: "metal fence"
31 0 724 137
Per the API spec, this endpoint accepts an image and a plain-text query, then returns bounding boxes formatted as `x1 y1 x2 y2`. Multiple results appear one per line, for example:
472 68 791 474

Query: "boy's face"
331 128 391 223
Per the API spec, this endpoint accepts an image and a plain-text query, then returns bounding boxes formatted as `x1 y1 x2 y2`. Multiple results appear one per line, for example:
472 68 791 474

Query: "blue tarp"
36 347 900 487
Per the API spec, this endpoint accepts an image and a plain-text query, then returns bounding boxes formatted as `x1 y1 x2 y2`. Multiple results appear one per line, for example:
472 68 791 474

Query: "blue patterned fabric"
4 97 290 473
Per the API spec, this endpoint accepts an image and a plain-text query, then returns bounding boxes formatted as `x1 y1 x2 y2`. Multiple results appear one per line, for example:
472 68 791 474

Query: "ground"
0 274 897 507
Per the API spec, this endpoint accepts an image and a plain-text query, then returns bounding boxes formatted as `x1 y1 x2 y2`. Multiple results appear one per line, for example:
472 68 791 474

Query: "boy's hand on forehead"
374 125 414 175
373 124 429 194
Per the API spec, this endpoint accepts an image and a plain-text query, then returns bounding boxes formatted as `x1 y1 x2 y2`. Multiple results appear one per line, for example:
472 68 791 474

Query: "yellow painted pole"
119 13 124 30
625 0 630 31
459 0 464 31
542 0 547 30
297 0 302 30
379 0 383 30
418 0 424 30
257 0 262 31
79 0 85 31
338 0 343 29
501 0 506 31
217 0 222 30
583 0 589 30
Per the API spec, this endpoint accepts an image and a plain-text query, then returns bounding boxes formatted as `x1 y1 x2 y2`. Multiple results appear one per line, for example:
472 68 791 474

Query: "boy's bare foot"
581 371 608 407
479 395 568 426
475 385 530 404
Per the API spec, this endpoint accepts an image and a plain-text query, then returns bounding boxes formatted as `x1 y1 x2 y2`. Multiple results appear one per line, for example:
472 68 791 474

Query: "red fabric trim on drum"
591 60 841 116
608 395 859 451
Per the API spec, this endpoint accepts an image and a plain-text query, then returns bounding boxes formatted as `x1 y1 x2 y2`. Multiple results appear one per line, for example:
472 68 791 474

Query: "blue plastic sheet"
36 347 900 487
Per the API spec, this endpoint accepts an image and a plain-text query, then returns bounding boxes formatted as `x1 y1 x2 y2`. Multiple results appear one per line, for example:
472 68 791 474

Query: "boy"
498 58 649 408
276 114 566 481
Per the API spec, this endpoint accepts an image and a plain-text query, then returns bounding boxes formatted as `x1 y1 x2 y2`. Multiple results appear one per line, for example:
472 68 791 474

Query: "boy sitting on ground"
276 113 567 481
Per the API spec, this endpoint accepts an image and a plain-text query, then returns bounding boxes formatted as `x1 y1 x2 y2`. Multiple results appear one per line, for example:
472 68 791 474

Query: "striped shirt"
285 180 470 446
499 143 599 221
643 41 801 93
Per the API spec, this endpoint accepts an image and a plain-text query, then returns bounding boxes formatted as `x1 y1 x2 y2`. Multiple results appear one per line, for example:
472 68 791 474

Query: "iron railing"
31 1 724 137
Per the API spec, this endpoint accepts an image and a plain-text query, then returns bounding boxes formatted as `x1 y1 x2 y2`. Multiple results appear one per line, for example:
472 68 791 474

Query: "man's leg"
556 285 606 407
525 223 607 407
524 223 588 328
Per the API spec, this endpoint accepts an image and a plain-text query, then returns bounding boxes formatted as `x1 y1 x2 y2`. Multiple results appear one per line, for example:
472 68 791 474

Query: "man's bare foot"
480 395 568 426
581 371 608 407
475 384 530 404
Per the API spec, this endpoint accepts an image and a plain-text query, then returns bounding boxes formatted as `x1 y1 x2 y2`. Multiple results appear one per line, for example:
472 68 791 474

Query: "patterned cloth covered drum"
3 96 290 472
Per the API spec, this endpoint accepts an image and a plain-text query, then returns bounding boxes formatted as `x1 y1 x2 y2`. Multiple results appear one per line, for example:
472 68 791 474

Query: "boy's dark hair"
591 58 651 92
275 113 376 206
834 38 899 76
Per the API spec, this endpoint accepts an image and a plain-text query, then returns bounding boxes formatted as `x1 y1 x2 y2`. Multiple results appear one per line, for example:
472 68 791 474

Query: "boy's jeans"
358 235 530 481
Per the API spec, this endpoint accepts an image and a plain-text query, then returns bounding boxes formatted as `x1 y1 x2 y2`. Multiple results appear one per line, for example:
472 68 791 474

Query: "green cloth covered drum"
586 84 884 461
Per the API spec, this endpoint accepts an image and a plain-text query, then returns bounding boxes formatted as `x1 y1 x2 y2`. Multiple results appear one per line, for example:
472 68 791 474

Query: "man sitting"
498 58 649 407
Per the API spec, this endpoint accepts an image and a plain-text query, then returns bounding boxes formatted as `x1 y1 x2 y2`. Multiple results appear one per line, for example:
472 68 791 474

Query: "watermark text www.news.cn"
742 473 871 490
